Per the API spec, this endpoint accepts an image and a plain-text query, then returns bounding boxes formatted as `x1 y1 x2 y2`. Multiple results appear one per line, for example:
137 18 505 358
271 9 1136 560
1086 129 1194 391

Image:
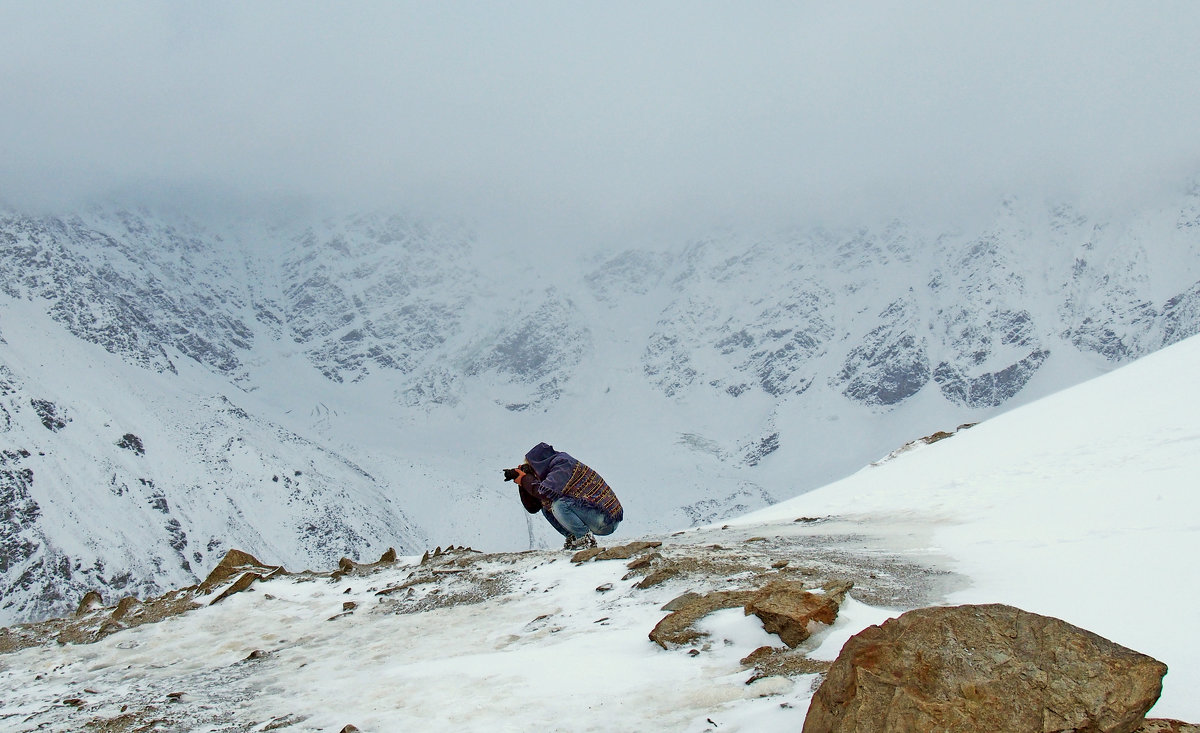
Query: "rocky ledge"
0 528 1192 732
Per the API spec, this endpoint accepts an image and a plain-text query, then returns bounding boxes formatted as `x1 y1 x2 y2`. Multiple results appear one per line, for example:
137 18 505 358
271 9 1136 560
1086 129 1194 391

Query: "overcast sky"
3 2 1200 239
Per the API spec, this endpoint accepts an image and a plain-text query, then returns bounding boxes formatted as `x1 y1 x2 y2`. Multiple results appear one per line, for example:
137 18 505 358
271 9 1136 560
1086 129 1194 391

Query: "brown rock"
649 590 756 648
803 603 1169 733
661 592 702 612
379 547 397 563
75 590 104 616
110 596 142 621
635 568 679 589
744 580 850 648
200 549 274 589
626 553 660 571
208 571 261 606
570 547 604 564
597 541 663 561
572 541 663 563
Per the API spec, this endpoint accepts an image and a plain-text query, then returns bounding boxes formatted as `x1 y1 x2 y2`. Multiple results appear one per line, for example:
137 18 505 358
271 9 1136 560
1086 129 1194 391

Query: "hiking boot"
563 532 597 550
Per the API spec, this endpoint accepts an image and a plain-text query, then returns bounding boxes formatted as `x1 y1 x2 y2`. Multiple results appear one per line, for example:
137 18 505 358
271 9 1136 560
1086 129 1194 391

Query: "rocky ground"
0 515 961 732
1 516 1191 732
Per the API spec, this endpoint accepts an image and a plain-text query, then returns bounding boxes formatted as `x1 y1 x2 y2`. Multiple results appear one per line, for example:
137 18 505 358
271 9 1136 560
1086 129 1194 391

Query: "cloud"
3 2 1199 236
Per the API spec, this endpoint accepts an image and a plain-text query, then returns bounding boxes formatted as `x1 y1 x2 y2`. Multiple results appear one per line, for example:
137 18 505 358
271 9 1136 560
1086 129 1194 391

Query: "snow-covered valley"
2 189 1200 626
1 329 1197 731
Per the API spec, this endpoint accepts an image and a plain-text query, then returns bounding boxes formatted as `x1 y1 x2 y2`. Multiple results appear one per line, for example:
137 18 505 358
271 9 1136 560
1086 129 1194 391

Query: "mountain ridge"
2 185 1200 624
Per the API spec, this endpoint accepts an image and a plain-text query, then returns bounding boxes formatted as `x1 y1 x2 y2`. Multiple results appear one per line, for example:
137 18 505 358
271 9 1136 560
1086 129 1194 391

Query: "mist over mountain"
3 180 1200 626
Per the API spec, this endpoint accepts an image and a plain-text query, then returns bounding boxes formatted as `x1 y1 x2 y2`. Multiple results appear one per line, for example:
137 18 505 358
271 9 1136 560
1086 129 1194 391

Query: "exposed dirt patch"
741 645 833 683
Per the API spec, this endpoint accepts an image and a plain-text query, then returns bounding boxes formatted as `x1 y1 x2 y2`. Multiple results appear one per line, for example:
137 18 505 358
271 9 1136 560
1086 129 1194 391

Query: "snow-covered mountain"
1 331 1196 731
2 184 1200 625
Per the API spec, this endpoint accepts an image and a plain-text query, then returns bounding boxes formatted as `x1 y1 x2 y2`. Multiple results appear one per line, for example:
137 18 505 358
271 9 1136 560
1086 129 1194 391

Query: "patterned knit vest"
562 462 623 522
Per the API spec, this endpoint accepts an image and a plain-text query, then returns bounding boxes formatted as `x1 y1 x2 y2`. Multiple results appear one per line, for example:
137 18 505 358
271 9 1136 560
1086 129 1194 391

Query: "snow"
6 196 1200 629
733 330 1200 720
2 333 1197 729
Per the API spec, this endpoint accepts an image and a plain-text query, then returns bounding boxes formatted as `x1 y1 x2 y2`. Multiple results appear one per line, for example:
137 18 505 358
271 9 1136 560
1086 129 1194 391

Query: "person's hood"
524 442 558 479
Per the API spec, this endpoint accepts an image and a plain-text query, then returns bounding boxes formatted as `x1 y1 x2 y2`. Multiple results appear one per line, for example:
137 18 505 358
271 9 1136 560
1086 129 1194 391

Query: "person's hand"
513 466 527 484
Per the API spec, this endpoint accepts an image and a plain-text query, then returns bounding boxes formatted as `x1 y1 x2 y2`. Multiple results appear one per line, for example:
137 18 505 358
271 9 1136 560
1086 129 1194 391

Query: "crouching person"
506 442 623 550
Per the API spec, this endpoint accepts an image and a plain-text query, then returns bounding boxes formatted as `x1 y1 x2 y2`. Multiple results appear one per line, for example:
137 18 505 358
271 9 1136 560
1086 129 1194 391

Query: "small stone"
595 583 614 593
661 592 701 611
570 547 604 564
636 568 679 589
626 553 659 570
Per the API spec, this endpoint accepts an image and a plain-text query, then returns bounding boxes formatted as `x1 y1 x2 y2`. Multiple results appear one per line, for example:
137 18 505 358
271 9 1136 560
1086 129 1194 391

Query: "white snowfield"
734 329 1200 721
1 334 1197 731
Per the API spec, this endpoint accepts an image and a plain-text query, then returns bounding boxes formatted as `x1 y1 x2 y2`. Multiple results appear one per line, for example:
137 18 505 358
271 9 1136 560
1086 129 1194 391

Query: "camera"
503 468 520 482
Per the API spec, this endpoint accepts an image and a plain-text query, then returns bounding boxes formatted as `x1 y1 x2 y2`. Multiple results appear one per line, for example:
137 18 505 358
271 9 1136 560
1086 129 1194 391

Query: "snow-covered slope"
2 187 1200 625
1 333 1196 730
0 298 424 623
734 330 1200 721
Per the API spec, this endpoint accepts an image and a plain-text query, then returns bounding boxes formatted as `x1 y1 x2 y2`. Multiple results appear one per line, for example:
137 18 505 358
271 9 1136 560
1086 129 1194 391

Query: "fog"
3 2 1200 242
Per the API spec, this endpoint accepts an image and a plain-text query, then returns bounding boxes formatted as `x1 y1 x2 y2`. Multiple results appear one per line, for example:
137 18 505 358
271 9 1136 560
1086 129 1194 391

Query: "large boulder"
804 604 1167 733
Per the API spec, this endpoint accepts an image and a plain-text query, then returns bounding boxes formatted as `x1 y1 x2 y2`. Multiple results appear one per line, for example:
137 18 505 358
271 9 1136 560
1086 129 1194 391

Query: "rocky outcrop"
803 603 1168 733
649 589 758 648
1161 281 1200 348
745 579 852 648
649 578 851 650
837 297 930 406
1059 242 1159 363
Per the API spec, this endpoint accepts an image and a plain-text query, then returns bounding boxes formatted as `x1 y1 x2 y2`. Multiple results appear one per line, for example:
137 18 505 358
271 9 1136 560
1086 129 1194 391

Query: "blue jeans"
543 498 619 539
